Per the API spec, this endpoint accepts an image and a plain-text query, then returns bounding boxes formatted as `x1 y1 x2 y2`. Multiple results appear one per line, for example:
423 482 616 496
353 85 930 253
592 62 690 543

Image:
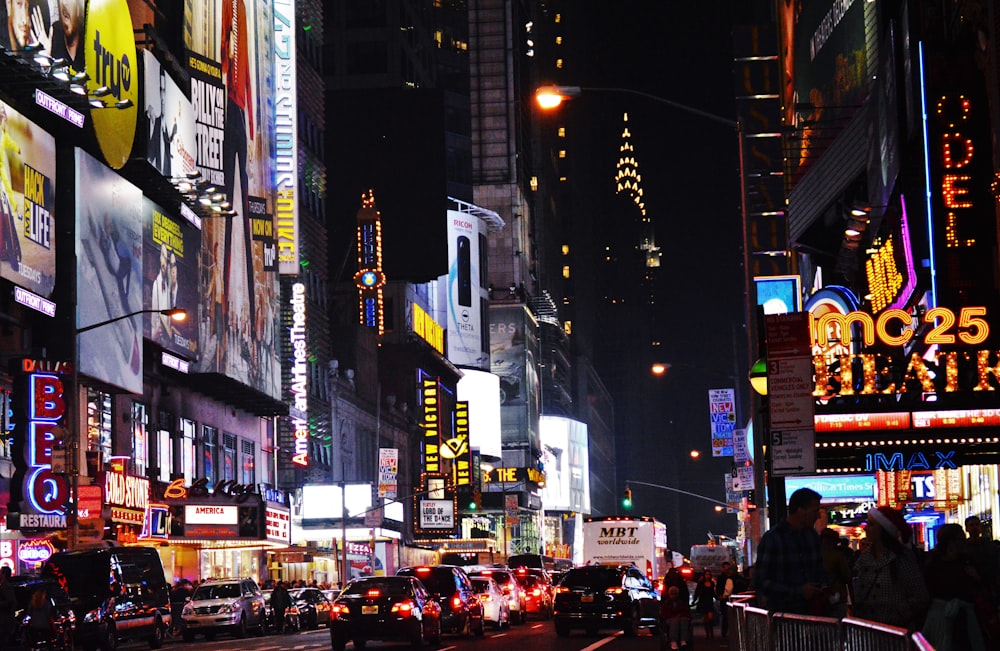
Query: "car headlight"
83 608 103 624
182 604 194 617
218 603 236 614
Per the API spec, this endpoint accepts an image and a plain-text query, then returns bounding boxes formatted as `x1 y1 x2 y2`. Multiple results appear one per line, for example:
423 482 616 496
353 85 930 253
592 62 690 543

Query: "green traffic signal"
622 487 632 509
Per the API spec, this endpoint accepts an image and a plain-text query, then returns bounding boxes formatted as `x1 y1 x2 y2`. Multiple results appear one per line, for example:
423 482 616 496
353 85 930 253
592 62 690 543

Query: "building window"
157 411 173 483
202 426 218 483
240 439 255 485
558 127 566 138
179 418 196 483
222 432 237 481
562 265 570 278
87 389 113 464
131 402 148 476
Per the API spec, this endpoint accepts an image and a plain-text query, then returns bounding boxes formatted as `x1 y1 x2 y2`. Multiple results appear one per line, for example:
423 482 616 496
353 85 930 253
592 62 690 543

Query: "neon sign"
421 378 441 473
354 192 386 335
289 282 308 467
865 450 957 472
812 306 990 348
25 374 69 514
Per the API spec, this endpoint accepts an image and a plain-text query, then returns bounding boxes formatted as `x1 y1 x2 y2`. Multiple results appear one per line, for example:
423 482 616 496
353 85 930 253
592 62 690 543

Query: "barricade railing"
726 596 936 651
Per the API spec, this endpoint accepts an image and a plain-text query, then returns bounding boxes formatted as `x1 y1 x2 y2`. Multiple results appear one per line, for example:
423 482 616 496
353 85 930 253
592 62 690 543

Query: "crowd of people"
751 487 1000 651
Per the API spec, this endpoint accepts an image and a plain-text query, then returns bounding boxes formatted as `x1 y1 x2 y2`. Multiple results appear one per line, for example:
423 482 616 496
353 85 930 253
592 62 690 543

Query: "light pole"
69 307 187 550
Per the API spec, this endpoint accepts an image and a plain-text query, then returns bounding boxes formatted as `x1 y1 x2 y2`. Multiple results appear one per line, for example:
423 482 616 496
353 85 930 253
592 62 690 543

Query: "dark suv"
553 564 660 637
396 565 485 636
42 546 170 651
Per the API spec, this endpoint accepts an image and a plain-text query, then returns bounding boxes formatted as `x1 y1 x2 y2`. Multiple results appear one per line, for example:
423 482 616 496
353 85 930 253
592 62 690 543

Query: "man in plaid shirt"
753 487 827 614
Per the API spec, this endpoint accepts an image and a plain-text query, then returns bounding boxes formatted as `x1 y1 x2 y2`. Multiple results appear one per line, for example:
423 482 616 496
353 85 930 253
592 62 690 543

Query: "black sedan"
330 577 442 651
553 564 660 637
288 587 332 629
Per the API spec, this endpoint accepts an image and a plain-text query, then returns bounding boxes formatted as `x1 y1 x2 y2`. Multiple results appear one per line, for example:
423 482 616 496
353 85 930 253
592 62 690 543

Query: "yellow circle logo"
85 0 138 169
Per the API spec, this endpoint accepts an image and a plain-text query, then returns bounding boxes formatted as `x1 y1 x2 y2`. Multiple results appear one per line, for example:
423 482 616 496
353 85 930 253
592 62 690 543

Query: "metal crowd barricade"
725 598 938 651
771 611 842 651
841 616 912 651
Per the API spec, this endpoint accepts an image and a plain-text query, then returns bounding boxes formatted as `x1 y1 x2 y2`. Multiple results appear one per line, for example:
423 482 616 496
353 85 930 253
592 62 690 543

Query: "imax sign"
865 451 957 472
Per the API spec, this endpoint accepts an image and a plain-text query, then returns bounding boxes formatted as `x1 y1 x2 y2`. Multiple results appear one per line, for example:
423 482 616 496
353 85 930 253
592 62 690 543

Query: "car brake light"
390 601 415 617
331 604 347 619
451 595 462 611
366 589 381 597
532 588 541 597
605 587 623 595
480 594 491 602
416 567 431 574
556 586 569 594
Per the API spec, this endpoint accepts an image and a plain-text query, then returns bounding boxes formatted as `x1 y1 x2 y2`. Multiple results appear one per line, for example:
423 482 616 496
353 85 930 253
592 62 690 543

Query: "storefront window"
203 426 217 483
223 433 236 481
200 548 261 582
179 418 196 483
87 388 112 464
131 402 148 476
240 439 255 485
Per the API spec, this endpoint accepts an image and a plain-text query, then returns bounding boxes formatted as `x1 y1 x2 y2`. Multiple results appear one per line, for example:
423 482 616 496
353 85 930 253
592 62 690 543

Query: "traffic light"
622 487 632 510
468 490 482 511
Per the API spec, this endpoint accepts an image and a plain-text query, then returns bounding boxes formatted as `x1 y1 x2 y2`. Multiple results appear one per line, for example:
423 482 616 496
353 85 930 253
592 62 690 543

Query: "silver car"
181 578 266 641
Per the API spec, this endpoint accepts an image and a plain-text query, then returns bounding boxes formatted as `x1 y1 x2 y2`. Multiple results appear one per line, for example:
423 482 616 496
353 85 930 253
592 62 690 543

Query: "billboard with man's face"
0 100 56 297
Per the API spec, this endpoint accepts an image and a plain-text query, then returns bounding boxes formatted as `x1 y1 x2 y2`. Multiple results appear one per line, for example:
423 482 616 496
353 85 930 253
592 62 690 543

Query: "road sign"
767 356 815 429
770 429 816 476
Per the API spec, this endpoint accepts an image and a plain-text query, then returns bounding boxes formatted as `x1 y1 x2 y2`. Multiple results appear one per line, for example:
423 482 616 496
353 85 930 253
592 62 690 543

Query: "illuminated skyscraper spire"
614 113 660 269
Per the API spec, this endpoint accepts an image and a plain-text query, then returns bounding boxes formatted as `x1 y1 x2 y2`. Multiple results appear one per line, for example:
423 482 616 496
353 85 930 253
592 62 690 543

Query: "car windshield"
344 579 413 598
561 567 621 590
192 583 241 600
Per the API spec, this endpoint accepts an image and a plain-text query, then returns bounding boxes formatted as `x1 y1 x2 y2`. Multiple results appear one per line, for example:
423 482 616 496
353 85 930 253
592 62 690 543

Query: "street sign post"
770 428 816 475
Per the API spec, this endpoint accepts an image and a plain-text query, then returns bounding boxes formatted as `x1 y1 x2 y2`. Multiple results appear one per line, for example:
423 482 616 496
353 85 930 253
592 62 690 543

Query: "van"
689 544 735 575
42 546 170 651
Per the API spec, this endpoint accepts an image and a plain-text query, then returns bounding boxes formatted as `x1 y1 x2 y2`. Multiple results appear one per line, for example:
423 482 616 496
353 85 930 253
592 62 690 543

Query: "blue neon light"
918 42 938 308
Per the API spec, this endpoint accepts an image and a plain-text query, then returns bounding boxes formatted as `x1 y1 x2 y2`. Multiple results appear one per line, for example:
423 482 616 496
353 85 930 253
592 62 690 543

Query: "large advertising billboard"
0 99 56 297
141 197 200 359
490 305 539 451
185 1 280 398
75 149 144 393
142 51 197 180
540 416 591 514
779 0 873 179
456 370 502 460
85 0 139 169
446 210 488 369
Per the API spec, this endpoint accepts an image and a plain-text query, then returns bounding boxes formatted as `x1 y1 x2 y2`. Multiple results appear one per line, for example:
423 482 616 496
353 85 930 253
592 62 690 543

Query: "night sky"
565 2 748 554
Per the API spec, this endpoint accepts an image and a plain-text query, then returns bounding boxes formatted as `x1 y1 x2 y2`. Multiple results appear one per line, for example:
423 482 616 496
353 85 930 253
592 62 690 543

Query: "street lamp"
69 307 187 549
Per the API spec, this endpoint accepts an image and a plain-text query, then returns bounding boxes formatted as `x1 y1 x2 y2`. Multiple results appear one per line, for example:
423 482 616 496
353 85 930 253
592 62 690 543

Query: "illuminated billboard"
185 0 281 399
457 370 502 460
85 0 139 169
539 416 591 514
75 148 144 394
273 0 299 275
779 0 873 179
490 305 540 451
0 99 56 297
142 51 197 179
141 197 200 359
446 210 488 369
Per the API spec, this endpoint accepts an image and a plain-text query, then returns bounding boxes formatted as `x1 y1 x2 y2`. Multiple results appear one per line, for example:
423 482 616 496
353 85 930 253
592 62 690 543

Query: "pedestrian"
270 581 291 633
964 516 999 601
660 585 692 649
820 528 851 618
716 561 737 635
752 487 828 614
25 588 53 648
169 579 191 637
693 569 717 638
0 567 17 651
852 506 929 629
923 523 989 650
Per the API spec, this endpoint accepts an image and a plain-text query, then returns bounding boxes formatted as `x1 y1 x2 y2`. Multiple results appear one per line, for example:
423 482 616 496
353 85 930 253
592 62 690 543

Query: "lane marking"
579 631 622 651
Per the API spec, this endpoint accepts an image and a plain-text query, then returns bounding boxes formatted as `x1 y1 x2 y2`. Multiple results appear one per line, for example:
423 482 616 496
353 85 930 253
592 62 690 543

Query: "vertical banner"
273 0 299 274
85 0 139 169
378 448 398 499
446 210 486 368
708 388 736 457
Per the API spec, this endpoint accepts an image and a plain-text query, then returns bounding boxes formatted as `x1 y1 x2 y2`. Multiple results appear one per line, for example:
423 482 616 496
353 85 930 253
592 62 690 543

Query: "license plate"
361 605 378 615
581 595 594 603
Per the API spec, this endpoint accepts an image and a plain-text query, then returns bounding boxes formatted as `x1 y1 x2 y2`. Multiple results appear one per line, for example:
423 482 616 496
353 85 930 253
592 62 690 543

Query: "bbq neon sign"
25 373 70 514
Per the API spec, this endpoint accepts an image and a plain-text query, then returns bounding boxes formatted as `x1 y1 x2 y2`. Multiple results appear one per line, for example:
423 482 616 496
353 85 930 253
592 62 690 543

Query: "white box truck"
582 516 668 581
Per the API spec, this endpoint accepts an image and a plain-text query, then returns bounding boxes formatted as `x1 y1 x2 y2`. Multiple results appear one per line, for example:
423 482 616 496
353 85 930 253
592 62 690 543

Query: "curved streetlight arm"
76 308 186 334
539 85 738 130
625 479 731 509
